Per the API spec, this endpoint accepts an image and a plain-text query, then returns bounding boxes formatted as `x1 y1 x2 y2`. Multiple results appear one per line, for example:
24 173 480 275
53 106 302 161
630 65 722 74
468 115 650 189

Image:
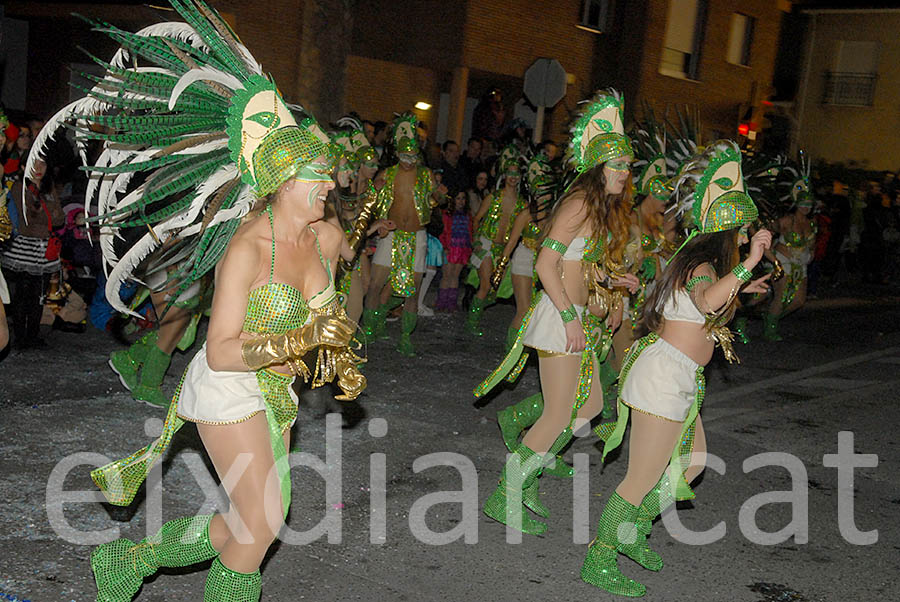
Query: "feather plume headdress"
567 88 632 173
630 105 670 202
670 140 757 234
25 0 334 315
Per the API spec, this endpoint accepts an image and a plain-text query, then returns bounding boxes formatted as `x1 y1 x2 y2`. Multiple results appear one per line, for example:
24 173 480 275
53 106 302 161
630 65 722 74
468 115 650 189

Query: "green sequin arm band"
732 263 753 282
541 238 568 254
685 275 712 292
559 304 577 323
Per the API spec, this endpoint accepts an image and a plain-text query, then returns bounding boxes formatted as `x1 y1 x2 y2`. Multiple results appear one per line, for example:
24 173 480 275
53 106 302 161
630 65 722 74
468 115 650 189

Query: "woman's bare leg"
474 258 493 300
510 274 532 334
198 413 288 573
616 411 685 506
521 355 580 453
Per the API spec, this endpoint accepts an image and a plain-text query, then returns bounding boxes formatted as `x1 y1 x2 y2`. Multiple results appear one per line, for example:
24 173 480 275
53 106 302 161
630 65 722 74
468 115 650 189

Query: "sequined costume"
584 140 760 597
466 188 528 298
775 220 816 306
28 2 365 599
360 112 436 355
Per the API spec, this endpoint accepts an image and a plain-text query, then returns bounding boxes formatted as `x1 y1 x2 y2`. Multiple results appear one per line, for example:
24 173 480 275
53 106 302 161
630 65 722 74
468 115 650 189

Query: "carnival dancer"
582 140 772 596
764 154 814 341
475 90 640 534
26 3 366 599
328 124 394 326
465 144 527 336
360 112 439 356
491 152 556 351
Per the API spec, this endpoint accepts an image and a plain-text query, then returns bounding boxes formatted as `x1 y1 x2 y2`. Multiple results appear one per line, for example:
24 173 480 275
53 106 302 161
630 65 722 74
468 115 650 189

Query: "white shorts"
510 243 534 277
521 293 586 356
372 230 427 273
176 342 298 426
621 337 699 422
469 236 494 269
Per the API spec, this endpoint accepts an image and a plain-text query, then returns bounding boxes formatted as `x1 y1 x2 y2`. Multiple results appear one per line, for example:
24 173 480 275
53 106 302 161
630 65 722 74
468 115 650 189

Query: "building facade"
6 0 788 150
793 7 900 171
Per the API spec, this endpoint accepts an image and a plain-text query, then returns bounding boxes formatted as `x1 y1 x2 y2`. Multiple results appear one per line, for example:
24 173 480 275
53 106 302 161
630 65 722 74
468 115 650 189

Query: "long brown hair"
543 163 632 263
638 229 739 336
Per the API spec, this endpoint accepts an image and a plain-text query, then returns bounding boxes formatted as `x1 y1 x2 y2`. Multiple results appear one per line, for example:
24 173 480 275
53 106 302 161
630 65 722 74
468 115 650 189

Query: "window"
726 13 755 66
578 0 611 34
823 41 879 106
659 0 708 80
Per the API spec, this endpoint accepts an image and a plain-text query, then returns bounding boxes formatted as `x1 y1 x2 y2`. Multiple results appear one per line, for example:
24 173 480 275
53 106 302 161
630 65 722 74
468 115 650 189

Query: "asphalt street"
1 287 898 602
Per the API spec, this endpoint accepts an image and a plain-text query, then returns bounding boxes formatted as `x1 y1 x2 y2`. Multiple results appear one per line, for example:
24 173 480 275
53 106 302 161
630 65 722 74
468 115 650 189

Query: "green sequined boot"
92 514 218 602
543 426 575 479
204 557 261 601
482 443 547 535
599 359 618 420
109 331 157 392
466 296 487 336
580 492 646 597
496 394 574 479
762 312 783 342
132 343 172 408
397 310 417 356
733 316 750 344
360 307 383 344
497 393 544 451
618 473 677 572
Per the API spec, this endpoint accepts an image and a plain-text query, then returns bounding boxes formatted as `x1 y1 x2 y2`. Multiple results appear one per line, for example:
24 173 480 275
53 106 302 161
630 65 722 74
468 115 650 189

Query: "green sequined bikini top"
782 219 817 248
242 205 336 335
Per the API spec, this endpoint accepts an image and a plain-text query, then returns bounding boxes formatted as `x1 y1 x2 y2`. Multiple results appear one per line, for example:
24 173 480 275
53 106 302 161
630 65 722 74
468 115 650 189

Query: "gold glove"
770 258 785 282
240 314 355 371
490 255 510 291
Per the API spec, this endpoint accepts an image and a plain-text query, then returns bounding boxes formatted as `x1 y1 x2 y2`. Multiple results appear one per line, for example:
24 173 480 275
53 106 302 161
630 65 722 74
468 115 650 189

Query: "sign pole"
533 105 545 144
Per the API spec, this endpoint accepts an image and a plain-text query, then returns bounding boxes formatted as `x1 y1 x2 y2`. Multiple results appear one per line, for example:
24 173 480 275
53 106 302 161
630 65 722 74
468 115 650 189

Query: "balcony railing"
822 72 877 106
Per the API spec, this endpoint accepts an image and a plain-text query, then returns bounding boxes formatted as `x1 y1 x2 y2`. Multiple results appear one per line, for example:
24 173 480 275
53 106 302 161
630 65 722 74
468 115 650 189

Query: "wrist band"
559 304 577 323
685 275 712 292
541 237 568 254
732 263 753 282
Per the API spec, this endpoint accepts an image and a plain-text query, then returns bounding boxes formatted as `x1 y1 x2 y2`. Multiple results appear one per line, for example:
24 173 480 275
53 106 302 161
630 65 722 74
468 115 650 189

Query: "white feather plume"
110 22 210 69
169 66 242 109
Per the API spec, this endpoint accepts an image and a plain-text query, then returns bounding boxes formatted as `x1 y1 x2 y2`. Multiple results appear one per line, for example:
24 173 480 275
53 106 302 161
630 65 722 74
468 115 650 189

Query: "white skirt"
621 337 699 422
510 243 534 277
521 293 586 356
176 342 298 426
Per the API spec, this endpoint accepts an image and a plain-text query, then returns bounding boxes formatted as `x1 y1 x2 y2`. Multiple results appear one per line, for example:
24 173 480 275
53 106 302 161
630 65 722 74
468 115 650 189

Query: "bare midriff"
660 320 714 366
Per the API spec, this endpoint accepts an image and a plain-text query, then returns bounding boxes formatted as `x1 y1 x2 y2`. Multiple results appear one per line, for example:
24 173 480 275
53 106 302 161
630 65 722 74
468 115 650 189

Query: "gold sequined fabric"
389 230 417 296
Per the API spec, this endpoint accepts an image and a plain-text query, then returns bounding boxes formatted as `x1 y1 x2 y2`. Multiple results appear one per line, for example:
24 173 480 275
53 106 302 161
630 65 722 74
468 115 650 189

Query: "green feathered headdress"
567 88 633 173
671 140 758 234
25 0 332 315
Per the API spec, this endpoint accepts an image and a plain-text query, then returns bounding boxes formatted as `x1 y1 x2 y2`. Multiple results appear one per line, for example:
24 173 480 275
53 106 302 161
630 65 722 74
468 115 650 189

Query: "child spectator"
436 189 473 311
